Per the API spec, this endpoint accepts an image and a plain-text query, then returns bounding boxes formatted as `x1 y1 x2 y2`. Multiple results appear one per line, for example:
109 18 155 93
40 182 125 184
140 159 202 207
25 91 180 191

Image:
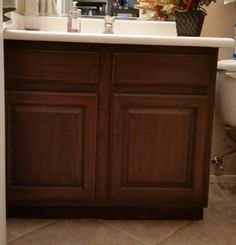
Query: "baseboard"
7 206 204 220
210 174 236 184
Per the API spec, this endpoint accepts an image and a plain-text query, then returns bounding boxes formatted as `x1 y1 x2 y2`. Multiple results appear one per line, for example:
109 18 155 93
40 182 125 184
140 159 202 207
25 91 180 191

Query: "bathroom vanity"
4 18 234 219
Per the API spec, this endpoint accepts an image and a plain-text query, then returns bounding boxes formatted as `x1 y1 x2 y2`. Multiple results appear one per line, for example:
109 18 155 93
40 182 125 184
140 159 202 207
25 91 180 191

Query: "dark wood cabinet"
4 40 218 219
6 92 97 202
110 94 210 205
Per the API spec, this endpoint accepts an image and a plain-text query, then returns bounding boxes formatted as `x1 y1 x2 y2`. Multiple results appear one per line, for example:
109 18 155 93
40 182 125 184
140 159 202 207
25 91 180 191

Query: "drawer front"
5 48 99 84
112 52 215 86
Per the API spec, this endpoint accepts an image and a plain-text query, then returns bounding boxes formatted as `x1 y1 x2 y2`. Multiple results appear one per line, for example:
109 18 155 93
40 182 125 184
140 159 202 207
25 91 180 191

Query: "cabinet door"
6 92 97 202
110 94 210 206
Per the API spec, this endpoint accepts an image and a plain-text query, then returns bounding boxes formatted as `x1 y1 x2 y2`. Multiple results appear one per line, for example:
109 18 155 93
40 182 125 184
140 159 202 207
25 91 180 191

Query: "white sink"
81 18 177 36
10 13 177 36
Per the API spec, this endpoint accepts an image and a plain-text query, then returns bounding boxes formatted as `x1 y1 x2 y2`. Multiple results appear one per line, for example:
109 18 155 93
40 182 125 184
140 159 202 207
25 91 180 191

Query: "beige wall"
202 0 236 175
202 0 236 59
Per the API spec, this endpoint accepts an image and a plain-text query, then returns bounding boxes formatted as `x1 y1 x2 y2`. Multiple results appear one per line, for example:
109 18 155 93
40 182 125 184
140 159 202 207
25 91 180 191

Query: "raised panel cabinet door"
6 92 97 202
110 94 210 206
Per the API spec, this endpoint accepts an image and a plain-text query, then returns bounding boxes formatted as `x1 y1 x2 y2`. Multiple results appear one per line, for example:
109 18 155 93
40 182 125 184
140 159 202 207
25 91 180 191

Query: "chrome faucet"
103 16 115 34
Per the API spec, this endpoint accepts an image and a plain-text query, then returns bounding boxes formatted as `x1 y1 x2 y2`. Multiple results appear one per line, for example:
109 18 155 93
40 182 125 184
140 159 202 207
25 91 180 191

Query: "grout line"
96 219 146 245
210 175 236 184
7 219 59 243
155 220 192 245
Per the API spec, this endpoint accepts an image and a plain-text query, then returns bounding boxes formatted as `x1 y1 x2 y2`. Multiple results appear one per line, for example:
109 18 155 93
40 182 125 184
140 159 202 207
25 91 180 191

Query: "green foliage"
160 4 177 20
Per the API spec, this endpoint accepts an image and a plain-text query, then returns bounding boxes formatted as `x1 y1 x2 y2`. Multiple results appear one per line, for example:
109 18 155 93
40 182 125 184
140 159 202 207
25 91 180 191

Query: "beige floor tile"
7 219 56 243
7 184 236 245
217 183 236 202
209 183 236 204
208 183 228 204
8 219 144 245
98 219 189 245
213 202 236 225
158 205 236 245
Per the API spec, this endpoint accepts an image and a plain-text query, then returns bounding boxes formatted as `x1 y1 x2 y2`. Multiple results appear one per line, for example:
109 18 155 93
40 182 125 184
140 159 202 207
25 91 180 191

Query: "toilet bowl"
217 59 236 126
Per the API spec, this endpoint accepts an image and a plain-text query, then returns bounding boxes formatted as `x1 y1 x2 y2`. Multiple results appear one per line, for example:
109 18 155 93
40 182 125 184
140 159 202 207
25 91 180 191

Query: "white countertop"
3 14 234 48
4 30 234 48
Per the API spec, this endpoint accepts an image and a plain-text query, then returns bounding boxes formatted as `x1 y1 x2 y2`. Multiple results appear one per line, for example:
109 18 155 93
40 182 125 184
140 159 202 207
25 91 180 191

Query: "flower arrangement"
175 0 216 36
180 0 216 13
135 0 216 20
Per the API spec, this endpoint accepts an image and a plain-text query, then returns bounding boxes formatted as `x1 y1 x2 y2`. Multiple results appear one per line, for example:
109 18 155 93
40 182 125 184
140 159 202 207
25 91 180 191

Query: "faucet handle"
104 15 115 24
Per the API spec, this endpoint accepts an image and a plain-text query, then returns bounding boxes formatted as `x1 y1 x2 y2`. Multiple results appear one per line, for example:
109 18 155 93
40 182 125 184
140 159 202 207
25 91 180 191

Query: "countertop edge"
4 30 235 48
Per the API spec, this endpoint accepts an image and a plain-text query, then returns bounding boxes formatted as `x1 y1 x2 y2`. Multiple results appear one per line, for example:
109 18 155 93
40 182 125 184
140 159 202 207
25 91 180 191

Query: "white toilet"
212 59 236 173
217 59 236 126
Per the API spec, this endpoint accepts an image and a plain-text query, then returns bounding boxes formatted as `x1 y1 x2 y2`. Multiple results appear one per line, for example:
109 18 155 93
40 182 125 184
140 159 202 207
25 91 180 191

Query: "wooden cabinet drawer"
5 43 99 85
112 51 216 86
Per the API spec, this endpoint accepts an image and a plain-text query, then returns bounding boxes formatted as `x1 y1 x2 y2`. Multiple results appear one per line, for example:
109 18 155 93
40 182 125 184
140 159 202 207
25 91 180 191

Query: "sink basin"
81 18 177 36
10 12 177 36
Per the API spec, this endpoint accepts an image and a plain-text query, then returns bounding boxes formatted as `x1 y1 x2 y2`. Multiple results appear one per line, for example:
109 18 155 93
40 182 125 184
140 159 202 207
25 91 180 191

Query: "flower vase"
175 10 206 36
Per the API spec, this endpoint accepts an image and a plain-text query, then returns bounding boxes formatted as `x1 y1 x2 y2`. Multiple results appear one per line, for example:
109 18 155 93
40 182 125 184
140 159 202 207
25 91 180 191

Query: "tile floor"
7 183 236 245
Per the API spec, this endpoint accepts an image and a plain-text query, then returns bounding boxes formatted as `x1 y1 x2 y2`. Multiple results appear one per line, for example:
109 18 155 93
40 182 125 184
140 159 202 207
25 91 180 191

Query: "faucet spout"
103 15 115 34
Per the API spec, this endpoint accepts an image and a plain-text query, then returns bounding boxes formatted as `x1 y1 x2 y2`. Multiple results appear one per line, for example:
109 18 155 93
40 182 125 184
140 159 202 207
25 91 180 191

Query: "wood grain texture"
4 40 218 219
6 91 97 201
110 94 209 204
112 52 213 85
4 41 100 86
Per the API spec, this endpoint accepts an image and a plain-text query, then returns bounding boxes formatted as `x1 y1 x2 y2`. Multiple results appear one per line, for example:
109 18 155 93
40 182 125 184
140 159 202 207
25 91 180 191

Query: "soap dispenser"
67 1 81 32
